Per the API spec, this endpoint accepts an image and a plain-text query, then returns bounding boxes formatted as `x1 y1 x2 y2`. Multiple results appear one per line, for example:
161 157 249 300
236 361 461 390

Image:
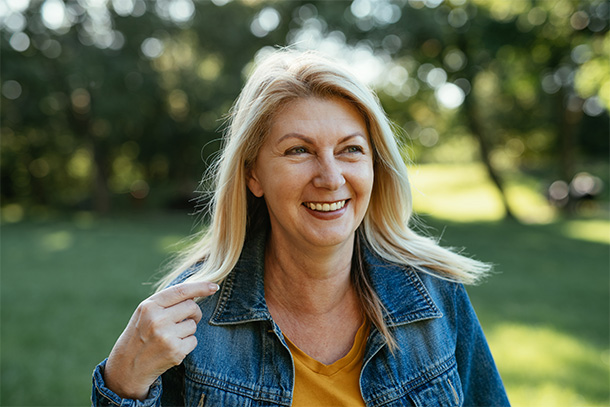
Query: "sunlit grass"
505 181 556 224
561 219 610 245
489 323 609 407
409 163 508 222
409 163 557 223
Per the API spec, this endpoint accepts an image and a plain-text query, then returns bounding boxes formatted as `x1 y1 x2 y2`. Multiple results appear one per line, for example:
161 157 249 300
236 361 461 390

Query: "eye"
285 146 308 155
344 145 364 153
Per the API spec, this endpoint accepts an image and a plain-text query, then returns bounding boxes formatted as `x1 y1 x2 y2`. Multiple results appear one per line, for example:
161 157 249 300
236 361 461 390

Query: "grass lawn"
426 218 609 406
1 164 608 406
1 212 195 405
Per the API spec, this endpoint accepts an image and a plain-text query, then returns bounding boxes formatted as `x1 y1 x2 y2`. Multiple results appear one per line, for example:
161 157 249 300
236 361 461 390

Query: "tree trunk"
457 33 517 222
463 95 517 221
557 90 583 215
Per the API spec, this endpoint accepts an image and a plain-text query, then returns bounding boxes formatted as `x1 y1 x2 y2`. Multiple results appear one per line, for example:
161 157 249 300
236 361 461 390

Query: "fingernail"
208 283 219 292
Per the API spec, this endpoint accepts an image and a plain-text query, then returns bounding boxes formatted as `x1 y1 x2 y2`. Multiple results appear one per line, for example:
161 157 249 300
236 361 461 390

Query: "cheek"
261 166 305 198
272 162 313 184
353 163 375 195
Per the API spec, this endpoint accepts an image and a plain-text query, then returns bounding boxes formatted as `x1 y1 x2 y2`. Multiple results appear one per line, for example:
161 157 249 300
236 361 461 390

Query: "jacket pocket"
183 370 290 407
408 365 463 407
184 375 254 407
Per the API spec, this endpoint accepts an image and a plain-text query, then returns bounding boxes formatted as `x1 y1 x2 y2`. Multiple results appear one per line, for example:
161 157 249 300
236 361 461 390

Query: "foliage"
1 0 608 217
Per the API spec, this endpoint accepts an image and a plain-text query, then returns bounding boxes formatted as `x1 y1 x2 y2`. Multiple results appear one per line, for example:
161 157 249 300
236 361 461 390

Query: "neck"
264 232 358 319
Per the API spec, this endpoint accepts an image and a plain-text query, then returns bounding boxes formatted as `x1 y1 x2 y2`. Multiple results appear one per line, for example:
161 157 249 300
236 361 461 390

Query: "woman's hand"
103 281 219 400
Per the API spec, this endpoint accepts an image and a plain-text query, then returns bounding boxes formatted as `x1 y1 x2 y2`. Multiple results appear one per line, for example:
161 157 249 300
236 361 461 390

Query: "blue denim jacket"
92 231 510 406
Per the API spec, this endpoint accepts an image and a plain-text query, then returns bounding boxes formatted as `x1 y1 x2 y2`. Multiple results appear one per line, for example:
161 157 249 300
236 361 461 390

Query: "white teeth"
305 200 346 212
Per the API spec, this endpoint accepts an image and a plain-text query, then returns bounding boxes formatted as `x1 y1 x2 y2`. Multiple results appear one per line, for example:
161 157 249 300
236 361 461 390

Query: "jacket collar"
209 230 442 327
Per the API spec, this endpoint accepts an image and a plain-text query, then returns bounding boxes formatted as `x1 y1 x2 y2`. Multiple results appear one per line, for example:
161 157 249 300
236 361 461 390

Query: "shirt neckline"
285 319 370 377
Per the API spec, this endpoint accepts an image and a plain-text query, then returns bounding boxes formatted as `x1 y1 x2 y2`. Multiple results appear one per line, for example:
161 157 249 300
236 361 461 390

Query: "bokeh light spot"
2 80 22 100
435 83 465 109
9 32 30 52
448 8 468 28
419 128 439 147
583 97 604 117
443 48 467 72
71 88 91 114
570 11 589 30
4 12 26 32
141 37 164 58
41 0 67 30
251 7 280 38
169 0 195 23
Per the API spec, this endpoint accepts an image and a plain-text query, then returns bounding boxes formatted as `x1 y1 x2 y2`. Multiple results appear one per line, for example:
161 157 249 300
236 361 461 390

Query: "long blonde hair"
156 50 489 344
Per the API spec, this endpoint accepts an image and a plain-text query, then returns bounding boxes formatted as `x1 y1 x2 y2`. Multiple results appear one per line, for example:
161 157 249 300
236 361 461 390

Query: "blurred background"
1 0 608 405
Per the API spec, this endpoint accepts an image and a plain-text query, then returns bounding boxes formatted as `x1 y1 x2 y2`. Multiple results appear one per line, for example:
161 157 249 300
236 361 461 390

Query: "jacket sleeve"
91 359 162 407
454 284 511 406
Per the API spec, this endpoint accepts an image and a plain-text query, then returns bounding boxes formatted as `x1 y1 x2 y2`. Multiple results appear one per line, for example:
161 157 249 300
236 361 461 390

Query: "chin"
303 229 355 249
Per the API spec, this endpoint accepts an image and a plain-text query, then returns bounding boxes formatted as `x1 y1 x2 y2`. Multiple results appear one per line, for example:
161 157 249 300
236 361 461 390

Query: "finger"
174 318 198 339
165 299 203 324
180 335 198 356
154 281 219 308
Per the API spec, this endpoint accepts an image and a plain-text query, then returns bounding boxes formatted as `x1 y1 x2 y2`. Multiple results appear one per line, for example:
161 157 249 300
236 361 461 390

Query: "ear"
246 168 264 198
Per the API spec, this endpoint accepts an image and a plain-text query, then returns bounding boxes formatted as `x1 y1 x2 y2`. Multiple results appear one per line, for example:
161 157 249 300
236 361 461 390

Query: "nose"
312 154 345 190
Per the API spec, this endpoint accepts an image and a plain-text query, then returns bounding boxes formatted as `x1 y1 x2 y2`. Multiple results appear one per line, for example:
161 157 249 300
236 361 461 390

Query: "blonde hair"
156 50 490 346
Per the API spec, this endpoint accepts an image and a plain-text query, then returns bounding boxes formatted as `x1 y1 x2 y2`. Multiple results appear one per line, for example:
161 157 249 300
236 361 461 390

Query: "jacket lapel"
210 230 442 327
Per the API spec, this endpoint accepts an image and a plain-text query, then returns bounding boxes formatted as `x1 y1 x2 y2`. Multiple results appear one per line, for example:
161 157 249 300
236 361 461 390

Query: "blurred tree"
1 0 608 219
1 0 291 214
308 0 609 218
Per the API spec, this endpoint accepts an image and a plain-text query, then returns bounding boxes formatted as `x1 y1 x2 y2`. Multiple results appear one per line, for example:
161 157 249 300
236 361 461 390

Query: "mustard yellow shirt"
285 321 369 407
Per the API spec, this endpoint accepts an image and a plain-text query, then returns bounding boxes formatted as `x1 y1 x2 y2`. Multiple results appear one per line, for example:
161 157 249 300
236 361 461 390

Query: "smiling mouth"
303 200 347 212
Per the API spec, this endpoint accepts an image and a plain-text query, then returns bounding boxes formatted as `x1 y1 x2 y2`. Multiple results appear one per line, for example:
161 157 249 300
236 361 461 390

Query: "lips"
303 200 347 212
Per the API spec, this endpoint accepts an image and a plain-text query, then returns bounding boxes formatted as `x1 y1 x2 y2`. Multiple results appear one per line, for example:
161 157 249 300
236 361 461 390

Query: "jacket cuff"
91 359 162 407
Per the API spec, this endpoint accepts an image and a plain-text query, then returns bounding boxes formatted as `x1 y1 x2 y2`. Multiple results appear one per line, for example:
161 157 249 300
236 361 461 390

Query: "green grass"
425 218 609 406
410 162 610 406
1 212 195 406
1 164 608 406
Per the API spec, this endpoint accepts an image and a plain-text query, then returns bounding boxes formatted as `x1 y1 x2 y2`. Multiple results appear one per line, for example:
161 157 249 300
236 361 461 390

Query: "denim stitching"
447 377 459 405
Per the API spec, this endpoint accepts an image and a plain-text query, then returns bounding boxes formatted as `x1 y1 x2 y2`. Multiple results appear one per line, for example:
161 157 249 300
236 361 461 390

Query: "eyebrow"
277 132 367 144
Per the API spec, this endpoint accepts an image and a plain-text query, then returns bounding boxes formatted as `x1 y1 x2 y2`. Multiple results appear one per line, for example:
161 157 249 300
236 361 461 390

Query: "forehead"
269 97 368 136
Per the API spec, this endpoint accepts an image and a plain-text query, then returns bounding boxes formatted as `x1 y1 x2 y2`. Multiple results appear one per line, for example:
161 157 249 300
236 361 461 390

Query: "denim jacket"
92 231 510 406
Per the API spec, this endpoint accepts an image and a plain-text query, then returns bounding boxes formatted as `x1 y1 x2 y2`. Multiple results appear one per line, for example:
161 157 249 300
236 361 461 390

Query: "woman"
93 50 510 406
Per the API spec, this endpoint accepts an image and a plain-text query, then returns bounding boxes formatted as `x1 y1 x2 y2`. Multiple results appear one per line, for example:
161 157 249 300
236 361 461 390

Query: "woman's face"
247 97 374 251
